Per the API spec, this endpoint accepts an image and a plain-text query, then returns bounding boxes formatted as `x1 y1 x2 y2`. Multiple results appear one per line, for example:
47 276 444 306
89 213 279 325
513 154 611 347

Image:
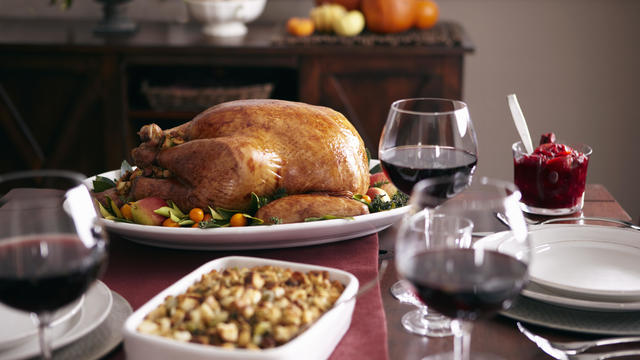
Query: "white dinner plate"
0 281 113 360
475 225 640 309
0 296 83 351
86 168 407 250
521 282 640 312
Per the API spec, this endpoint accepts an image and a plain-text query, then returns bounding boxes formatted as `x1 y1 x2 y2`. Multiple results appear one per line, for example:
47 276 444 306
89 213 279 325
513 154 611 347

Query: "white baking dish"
122 256 359 360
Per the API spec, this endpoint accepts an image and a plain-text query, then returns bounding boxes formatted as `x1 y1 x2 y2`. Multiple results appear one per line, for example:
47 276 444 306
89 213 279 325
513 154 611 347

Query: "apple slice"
366 187 390 203
130 197 168 226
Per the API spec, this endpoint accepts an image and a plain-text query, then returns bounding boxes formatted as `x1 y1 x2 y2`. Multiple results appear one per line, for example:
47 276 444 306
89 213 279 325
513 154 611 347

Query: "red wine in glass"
404 248 528 321
396 178 531 359
0 170 108 360
380 98 478 338
0 234 107 314
380 145 477 207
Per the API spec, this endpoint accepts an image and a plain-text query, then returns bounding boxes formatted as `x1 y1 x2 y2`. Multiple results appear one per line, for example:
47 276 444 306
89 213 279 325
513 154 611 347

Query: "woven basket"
142 82 274 112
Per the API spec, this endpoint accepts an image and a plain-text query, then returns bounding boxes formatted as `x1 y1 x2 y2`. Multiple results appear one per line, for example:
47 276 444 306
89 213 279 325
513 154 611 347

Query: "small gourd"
310 4 347 32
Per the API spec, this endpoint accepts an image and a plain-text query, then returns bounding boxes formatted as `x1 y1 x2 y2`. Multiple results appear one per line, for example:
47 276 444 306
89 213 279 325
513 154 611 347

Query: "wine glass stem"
452 320 472 360
35 313 53 359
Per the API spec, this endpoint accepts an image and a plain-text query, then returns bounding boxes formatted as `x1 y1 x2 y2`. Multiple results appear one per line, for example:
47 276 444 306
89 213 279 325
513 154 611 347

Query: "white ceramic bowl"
122 256 359 360
184 0 267 37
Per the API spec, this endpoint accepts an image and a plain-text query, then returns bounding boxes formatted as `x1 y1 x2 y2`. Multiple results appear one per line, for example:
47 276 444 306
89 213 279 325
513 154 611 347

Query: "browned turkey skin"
111 99 370 223
256 194 369 224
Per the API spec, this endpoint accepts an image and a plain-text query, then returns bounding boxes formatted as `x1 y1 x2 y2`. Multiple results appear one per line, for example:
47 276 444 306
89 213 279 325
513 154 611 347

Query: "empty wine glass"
0 170 108 359
397 177 531 360
379 98 477 336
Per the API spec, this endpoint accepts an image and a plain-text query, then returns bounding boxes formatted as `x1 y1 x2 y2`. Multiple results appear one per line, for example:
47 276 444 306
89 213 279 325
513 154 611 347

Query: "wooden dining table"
98 184 637 359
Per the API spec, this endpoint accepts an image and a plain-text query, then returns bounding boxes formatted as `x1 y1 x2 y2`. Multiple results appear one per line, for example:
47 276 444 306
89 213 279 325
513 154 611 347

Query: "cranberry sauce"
513 133 590 209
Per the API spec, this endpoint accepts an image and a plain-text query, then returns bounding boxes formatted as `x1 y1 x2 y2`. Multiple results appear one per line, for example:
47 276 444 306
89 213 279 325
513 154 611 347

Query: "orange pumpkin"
315 0 361 11
361 0 417 34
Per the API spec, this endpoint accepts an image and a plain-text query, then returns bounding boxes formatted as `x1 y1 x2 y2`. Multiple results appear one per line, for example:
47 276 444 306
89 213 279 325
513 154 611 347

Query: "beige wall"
3 0 639 221
442 0 640 222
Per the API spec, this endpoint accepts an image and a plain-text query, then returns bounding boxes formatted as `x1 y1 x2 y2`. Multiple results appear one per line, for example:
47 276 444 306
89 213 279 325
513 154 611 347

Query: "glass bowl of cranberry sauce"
512 133 592 215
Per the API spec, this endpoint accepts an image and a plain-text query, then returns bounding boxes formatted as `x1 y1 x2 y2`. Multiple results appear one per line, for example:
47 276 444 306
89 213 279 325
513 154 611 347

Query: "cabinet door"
0 53 126 175
299 54 464 158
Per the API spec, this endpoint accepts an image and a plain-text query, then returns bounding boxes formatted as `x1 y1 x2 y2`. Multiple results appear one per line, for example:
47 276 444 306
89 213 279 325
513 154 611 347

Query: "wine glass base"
401 309 454 337
390 280 418 304
422 352 506 360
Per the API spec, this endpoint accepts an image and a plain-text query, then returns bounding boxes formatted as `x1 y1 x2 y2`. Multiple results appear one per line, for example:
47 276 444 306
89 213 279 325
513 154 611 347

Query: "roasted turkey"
97 99 370 223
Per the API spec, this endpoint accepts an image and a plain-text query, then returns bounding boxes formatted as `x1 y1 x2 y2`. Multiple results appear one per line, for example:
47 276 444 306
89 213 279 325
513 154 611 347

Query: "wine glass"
0 170 108 359
396 177 531 360
397 211 474 336
379 97 477 336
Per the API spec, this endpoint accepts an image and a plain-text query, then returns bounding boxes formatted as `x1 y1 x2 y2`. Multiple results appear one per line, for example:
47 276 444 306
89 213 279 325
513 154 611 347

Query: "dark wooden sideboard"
0 18 474 177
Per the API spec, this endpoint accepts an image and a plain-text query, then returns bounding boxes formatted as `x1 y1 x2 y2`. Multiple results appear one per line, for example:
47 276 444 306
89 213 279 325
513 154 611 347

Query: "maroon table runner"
101 233 389 360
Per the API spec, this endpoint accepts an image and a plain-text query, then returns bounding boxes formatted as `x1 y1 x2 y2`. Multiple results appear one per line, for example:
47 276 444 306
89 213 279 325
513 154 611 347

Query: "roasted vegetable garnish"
249 192 270 215
391 191 409 208
368 191 408 213
94 153 405 227
92 176 116 193
369 162 382 174
92 160 133 194
151 201 195 227
304 215 354 222
369 194 391 213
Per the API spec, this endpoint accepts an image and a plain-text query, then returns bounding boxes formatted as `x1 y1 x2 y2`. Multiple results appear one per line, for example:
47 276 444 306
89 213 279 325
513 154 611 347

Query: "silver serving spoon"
508 94 534 154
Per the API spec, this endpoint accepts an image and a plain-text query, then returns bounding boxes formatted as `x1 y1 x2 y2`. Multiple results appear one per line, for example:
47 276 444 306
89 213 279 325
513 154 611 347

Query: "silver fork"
495 213 640 231
517 322 640 359
567 351 640 360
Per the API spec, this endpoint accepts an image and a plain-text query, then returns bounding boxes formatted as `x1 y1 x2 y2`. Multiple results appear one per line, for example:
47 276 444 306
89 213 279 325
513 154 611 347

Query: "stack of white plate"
524 225 640 309
475 224 640 335
0 281 114 360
